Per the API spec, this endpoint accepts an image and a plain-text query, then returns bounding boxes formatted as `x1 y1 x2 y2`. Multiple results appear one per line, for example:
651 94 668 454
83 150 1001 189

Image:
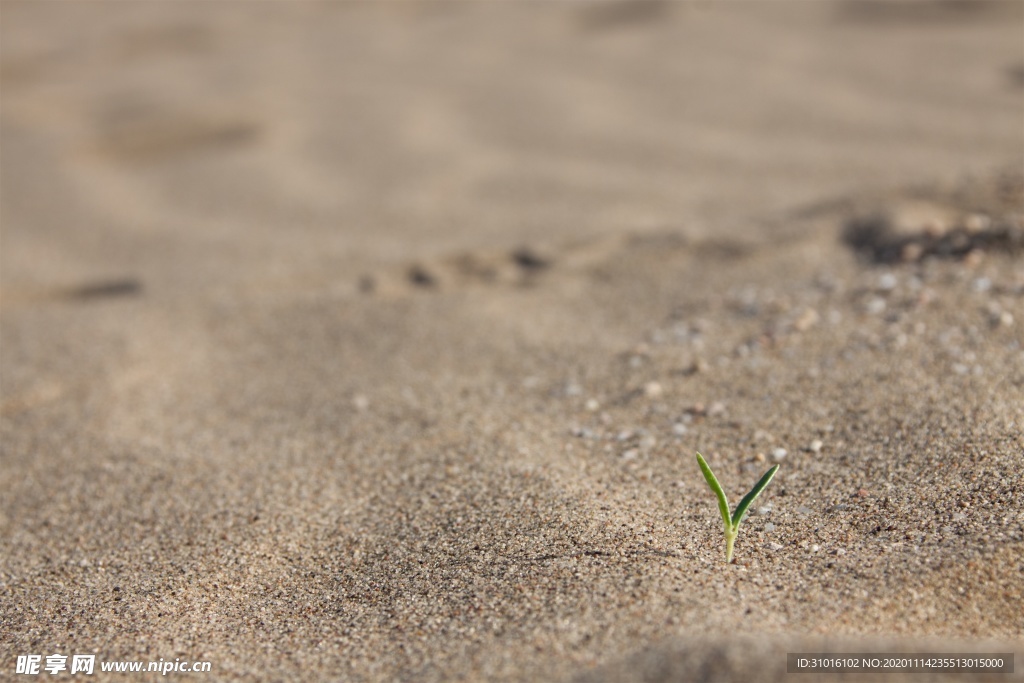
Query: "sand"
2 2 1022 681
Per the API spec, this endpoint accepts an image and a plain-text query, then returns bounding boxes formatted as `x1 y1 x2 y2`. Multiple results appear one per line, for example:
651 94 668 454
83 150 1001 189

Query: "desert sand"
2 2 1022 681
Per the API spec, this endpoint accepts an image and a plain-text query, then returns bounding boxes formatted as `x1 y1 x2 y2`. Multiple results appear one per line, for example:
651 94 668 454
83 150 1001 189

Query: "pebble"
793 308 820 332
964 250 984 267
621 449 639 461
764 523 776 533
643 381 663 399
585 399 600 411
808 439 823 454
352 394 370 411
671 423 688 436
877 273 898 291
707 401 726 417
965 213 990 232
811 544 820 553
771 448 788 462
991 310 1014 328
901 242 923 262
768 542 784 551
797 506 814 516
866 297 887 315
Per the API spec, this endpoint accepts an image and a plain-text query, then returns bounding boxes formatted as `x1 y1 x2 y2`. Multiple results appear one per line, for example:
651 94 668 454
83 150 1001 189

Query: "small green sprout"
696 452 779 563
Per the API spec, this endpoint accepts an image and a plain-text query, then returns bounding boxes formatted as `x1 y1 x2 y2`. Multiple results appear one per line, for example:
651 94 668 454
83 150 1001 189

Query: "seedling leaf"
695 452 731 528
731 464 779 527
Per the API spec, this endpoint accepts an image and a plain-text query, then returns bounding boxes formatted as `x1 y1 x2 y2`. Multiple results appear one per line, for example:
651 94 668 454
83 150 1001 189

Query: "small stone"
972 277 992 293
754 452 765 463
901 242 924 262
771 448 788 462
757 505 772 516
352 394 370 411
964 213 990 233
671 423 688 436
621 449 639 461
616 429 634 442
811 544 820 553
585 398 600 411
797 506 814 516
808 439 823 454
992 311 1014 328
643 381 664 398
877 273 898 291
564 382 583 397
793 308 819 332
768 542 784 551
764 522 775 532
707 401 726 417
963 249 984 268
866 297 886 315
639 435 657 450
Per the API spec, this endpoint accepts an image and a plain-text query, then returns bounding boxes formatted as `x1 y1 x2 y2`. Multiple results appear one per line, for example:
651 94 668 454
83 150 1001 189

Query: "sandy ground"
2 2 1023 681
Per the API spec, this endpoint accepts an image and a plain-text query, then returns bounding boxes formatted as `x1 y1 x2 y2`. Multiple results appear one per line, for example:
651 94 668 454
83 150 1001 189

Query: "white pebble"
878 273 898 291
764 523 775 533
671 423 688 436
771 448 788 461
768 542 784 551
586 398 600 411
644 381 664 398
809 439 823 454
866 298 886 315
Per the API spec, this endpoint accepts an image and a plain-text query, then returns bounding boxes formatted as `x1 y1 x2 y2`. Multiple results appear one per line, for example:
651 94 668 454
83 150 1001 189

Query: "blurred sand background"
2 1 1023 681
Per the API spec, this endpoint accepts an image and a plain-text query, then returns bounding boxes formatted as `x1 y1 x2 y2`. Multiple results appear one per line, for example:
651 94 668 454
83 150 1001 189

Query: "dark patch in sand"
843 214 1023 264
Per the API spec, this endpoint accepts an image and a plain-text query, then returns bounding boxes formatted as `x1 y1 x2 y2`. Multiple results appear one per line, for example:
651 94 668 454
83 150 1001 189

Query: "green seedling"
696 452 779 563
